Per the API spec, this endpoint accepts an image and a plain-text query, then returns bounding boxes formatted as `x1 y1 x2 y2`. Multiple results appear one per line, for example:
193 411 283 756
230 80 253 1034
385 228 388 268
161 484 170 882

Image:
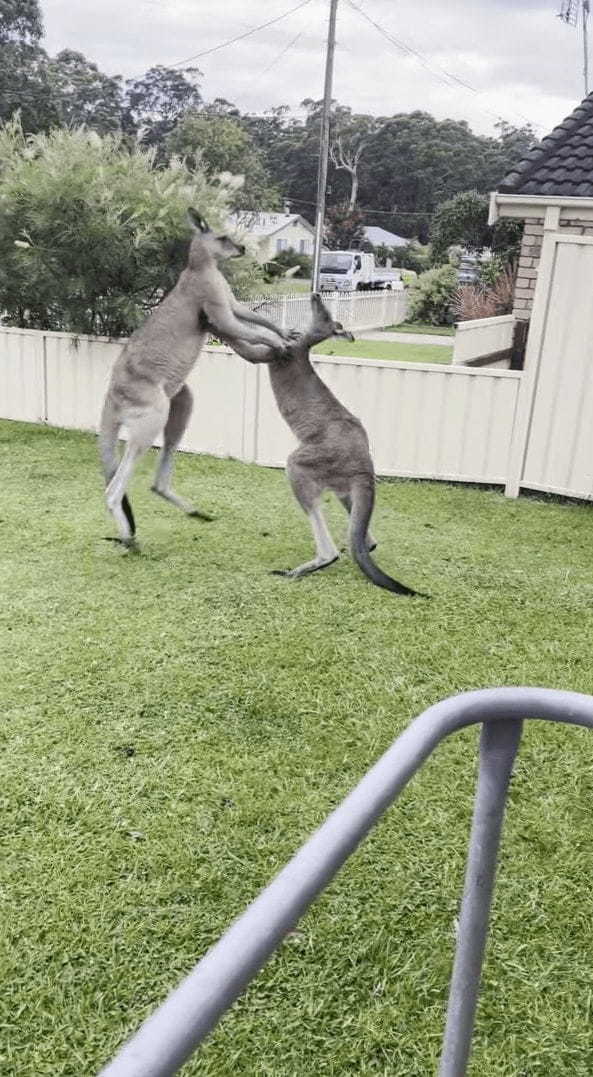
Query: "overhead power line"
346 0 545 132
169 0 314 68
259 30 304 78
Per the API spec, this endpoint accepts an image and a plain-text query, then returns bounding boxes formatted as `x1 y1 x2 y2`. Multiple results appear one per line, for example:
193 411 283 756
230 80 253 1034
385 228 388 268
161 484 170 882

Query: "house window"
276 239 288 252
299 239 305 253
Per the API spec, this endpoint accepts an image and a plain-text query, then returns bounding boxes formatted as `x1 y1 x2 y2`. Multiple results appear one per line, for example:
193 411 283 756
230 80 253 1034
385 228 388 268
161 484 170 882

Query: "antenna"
558 0 591 94
558 0 578 25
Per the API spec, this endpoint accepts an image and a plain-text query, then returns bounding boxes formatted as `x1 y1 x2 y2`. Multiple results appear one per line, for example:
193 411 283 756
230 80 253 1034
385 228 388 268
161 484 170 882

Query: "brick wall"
514 216 593 320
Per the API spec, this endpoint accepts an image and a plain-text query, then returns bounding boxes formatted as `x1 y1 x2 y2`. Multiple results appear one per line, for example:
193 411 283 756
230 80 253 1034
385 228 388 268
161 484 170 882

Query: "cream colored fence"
0 326 521 487
452 315 514 367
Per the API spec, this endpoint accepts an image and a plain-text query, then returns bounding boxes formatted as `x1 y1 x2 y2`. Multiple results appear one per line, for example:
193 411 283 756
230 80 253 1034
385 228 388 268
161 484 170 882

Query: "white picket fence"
0 326 521 487
246 289 408 333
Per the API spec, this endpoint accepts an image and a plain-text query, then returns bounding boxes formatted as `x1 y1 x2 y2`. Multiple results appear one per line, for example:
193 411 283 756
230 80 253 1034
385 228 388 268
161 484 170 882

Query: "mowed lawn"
313 338 453 364
3 420 593 1076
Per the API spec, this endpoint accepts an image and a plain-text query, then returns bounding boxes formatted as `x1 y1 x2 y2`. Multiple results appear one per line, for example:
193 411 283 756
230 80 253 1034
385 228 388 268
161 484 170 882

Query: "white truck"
319 250 403 292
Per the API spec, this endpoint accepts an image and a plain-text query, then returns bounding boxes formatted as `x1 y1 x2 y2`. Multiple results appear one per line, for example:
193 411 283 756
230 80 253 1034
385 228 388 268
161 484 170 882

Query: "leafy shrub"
263 248 312 281
453 263 516 322
0 118 263 335
407 264 458 325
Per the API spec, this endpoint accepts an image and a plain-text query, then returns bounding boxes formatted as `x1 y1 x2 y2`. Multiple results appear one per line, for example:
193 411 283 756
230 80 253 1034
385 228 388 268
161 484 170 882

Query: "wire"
346 0 545 132
259 30 304 78
169 0 314 68
287 196 428 219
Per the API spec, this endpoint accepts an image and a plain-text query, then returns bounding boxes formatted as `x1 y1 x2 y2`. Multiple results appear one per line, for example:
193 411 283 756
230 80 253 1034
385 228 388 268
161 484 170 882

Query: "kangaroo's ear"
187 208 210 234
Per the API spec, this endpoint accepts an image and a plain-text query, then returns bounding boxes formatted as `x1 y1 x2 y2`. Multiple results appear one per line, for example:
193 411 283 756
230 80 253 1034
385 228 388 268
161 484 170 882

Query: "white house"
229 212 316 262
363 225 408 249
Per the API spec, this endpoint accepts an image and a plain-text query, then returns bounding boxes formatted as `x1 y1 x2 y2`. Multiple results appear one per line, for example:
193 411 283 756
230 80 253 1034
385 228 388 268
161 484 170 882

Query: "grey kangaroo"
214 293 423 596
99 209 288 547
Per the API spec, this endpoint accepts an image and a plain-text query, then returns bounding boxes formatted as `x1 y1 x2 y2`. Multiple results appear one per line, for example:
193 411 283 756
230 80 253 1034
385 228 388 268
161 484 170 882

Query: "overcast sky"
40 0 585 138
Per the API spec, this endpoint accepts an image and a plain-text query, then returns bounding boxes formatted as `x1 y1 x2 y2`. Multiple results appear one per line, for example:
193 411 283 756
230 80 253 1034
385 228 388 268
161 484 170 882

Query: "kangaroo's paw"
103 536 140 553
187 509 215 522
271 555 339 579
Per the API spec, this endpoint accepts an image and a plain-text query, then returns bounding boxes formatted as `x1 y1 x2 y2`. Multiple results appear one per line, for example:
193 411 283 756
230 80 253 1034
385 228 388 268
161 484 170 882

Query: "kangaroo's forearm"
232 300 285 336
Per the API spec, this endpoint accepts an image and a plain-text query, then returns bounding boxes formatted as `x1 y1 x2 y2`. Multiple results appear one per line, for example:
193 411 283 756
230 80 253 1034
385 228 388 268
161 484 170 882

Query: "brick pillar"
513 220 543 321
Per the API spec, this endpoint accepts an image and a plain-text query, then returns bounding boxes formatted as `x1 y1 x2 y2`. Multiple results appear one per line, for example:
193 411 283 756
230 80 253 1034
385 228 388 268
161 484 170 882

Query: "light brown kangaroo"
99 209 288 548
213 293 425 596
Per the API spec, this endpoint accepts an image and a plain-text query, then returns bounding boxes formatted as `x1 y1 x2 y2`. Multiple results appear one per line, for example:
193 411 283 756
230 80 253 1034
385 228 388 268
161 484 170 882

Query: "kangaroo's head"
308 293 355 344
187 208 245 267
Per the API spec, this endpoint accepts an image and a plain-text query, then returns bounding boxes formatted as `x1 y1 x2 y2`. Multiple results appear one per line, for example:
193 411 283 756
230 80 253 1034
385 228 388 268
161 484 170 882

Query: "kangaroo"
99 209 289 548
213 293 424 596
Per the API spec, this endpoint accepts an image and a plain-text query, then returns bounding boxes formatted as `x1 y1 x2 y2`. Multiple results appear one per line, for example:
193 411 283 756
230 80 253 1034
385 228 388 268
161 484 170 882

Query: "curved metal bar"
99 687 593 1077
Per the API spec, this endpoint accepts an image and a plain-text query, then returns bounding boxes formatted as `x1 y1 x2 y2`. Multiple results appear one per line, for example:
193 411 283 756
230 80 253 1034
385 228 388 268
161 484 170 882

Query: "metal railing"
99 687 593 1077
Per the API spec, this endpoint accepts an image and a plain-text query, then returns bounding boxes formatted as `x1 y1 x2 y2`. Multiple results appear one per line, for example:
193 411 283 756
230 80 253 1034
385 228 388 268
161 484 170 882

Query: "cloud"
39 0 586 137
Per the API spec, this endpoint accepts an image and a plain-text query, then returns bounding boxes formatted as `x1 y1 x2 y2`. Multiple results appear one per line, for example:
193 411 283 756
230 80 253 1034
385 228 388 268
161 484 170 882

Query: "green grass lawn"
3 420 593 1076
314 337 453 364
250 278 311 295
387 322 456 337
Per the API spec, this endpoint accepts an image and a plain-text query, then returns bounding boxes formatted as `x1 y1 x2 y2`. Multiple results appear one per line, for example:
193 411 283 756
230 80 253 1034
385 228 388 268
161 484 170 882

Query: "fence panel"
254 356 521 485
452 315 514 366
44 332 120 431
0 329 521 487
0 327 45 422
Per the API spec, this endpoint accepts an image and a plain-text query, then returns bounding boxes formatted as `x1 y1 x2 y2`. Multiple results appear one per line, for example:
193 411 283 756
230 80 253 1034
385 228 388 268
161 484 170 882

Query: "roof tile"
499 93 593 197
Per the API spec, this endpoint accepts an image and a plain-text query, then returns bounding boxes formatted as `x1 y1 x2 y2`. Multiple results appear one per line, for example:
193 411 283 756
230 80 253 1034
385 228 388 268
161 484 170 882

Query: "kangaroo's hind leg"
105 395 168 548
151 384 212 520
272 454 339 579
338 494 376 551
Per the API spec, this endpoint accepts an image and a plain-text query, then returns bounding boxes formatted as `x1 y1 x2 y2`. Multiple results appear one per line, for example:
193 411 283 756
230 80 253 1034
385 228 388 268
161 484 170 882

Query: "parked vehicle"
456 255 481 285
319 251 403 292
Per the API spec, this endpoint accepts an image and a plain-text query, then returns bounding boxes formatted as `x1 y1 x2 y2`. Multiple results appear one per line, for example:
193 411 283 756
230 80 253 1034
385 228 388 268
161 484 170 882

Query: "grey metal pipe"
99 687 593 1077
438 719 524 1077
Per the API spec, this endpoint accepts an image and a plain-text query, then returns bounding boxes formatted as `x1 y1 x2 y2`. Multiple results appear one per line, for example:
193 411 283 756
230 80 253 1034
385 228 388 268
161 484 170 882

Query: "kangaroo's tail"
99 399 135 536
349 479 422 596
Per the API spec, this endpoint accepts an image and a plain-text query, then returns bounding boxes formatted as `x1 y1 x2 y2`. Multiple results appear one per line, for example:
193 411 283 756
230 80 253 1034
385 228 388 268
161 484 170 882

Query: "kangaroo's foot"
271 554 339 579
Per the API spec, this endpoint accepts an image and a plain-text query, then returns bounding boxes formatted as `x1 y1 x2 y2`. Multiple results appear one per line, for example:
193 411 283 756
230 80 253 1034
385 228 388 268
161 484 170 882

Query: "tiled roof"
499 93 593 197
363 226 408 248
228 212 314 237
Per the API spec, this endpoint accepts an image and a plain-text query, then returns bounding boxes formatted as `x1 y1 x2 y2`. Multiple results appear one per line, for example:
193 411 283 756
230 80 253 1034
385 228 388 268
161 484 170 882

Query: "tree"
325 203 365 250
0 0 53 133
0 0 42 42
124 65 202 152
430 191 491 263
430 189 523 266
0 118 261 336
493 120 538 176
46 49 123 133
166 109 279 210
329 115 378 210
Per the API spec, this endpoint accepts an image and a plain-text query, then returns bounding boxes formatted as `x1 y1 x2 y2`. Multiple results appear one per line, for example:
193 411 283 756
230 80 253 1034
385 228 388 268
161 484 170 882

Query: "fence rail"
99 687 593 1077
246 288 408 332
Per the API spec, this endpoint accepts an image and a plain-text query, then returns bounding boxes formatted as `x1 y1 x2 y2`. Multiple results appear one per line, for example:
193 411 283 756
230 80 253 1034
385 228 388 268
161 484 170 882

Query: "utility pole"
312 0 338 292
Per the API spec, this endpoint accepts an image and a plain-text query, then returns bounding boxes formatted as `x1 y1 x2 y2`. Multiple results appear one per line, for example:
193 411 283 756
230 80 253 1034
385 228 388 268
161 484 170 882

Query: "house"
363 225 408 249
455 93 593 369
490 93 593 323
229 212 315 262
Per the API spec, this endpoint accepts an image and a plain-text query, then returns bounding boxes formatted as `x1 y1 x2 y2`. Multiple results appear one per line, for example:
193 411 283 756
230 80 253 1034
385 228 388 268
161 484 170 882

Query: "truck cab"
319 250 402 292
